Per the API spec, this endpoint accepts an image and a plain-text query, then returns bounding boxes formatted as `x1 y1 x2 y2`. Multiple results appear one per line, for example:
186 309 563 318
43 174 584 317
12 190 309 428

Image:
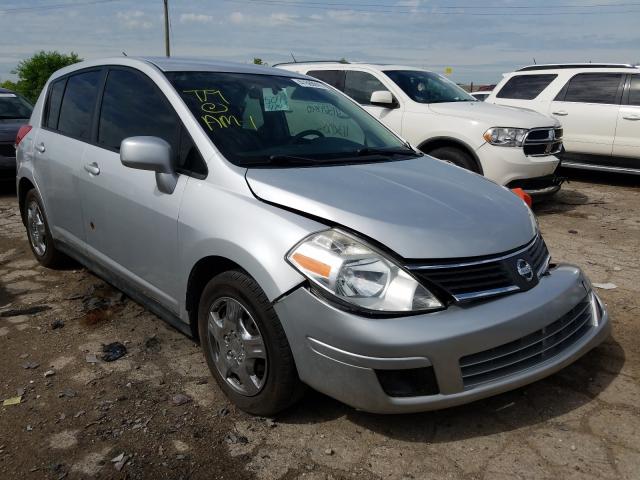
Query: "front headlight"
287 229 443 313
483 127 528 147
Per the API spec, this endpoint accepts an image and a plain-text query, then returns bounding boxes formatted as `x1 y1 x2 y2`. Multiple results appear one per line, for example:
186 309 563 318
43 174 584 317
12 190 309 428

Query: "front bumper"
476 143 560 189
274 264 610 413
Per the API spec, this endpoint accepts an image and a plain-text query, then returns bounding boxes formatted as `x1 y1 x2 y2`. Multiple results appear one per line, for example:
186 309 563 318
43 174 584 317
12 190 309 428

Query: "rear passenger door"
34 69 103 248
613 74 640 161
549 73 624 156
78 67 202 311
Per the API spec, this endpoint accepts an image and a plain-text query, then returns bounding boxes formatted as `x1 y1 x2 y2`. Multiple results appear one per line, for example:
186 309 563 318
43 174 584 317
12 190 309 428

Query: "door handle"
623 114 640 121
552 111 568 116
84 162 100 175
35 143 45 153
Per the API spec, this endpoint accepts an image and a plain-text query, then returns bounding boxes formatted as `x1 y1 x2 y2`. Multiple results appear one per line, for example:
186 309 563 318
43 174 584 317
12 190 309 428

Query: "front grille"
408 235 550 303
459 296 593 388
0 143 15 158
523 128 563 157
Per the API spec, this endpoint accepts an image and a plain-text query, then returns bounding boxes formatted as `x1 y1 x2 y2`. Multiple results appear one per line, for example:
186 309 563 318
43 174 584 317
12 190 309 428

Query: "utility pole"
163 0 170 57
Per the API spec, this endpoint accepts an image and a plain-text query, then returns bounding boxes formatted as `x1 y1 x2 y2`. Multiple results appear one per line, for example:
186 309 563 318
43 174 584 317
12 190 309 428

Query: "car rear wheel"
197 270 303 416
427 146 479 173
23 189 70 268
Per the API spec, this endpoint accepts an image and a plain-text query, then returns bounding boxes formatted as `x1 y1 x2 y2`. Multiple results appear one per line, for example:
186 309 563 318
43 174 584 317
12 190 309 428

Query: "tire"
23 189 70 268
197 270 303 416
427 146 479 173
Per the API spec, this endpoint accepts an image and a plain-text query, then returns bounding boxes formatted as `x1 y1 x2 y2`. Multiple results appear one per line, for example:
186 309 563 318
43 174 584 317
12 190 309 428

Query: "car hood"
425 101 557 129
246 157 536 259
0 118 27 143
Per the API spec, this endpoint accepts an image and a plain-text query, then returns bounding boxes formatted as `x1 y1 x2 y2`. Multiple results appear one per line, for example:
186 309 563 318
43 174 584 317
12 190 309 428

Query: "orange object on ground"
511 188 532 207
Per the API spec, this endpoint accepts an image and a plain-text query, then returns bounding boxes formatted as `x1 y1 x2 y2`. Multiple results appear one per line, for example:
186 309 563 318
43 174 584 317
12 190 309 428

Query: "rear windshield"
496 74 557 100
384 70 475 104
0 92 33 120
166 72 410 167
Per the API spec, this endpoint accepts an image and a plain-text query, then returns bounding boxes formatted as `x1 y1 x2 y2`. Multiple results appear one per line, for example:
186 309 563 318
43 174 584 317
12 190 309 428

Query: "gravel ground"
0 169 638 480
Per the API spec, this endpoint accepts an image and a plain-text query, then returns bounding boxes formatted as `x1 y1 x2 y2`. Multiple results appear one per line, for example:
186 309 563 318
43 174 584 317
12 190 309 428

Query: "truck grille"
459 296 593 388
407 235 550 302
523 128 563 156
0 143 15 158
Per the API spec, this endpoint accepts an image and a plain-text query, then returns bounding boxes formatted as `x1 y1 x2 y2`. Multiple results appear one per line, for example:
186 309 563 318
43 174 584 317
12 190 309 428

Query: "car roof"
278 62 433 73
50 56 308 80
516 63 638 72
0 87 16 94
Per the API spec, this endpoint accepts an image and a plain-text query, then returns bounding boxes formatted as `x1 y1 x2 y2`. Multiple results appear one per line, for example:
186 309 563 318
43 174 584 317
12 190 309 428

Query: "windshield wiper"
356 147 421 157
243 154 323 167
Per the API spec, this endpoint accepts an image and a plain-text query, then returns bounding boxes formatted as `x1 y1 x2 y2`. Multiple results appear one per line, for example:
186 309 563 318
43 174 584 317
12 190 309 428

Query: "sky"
0 0 639 85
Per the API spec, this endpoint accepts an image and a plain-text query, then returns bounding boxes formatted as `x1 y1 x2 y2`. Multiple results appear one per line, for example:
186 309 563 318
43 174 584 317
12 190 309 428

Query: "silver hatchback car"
16 58 609 415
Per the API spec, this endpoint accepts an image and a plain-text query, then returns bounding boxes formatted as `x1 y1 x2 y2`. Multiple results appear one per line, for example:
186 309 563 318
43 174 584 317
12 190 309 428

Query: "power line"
223 0 640 15
0 0 124 15
249 0 640 8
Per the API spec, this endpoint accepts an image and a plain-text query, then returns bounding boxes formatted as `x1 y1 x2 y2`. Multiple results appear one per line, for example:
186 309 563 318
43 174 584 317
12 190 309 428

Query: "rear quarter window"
496 74 557 100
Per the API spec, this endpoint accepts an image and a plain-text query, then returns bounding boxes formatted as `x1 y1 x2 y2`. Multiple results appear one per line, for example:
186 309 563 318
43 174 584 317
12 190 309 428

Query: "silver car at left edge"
15 57 610 415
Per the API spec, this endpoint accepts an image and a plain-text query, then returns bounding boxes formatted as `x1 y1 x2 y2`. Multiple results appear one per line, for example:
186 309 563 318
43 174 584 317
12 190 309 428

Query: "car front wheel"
197 270 303 416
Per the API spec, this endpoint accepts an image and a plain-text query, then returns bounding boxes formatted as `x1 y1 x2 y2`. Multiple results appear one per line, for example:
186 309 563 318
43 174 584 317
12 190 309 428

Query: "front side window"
98 69 179 151
496 74 557 100
0 92 33 120
57 70 101 140
384 70 475 103
307 70 345 90
44 79 65 129
343 71 388 105
166 72 410 167
558 73 624 104
627 74 640 106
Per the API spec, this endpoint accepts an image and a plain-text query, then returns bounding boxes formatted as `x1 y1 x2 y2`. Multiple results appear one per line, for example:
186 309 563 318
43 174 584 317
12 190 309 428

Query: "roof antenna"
122 51 128 56
532 57 536 64
290 52 297 63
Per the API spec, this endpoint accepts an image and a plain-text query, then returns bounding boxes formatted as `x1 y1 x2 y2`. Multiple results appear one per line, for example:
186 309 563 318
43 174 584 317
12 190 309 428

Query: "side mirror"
370 90 397 108
120 136 178 194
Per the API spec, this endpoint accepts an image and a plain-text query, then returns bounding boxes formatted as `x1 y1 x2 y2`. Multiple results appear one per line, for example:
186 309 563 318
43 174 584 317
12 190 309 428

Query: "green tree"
253 57 268 66
0 79 18 91
10 51 82 103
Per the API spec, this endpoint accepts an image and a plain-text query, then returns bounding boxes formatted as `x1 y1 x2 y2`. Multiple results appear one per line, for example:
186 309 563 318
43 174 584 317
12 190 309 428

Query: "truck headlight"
287 229 443 313
483 127 528 147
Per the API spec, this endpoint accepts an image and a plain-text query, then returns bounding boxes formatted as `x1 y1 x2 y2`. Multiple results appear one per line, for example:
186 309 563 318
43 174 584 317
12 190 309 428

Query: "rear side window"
627 75 640 106
57 70 102 140
496 74 557 100
344 71 388 105
98 69 179 152
44 79 66 129
558 73 624 104
307 70 345 90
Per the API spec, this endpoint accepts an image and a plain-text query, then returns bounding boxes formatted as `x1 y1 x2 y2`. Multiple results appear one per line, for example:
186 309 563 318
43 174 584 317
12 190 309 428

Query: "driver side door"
343 70 404 135
77 67 193 312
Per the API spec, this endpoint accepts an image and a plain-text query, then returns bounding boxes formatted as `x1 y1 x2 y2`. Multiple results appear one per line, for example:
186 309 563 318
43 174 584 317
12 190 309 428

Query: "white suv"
486 64 640 175
277 62 563 196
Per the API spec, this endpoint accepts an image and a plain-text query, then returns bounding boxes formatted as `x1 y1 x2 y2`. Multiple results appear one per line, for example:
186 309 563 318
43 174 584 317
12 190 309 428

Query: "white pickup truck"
277 62 564 197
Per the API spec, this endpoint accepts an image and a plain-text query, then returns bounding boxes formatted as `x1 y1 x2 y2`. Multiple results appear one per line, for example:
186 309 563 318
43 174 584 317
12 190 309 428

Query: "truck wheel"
197 270 304 416
23 189 70 268
427 147 479 173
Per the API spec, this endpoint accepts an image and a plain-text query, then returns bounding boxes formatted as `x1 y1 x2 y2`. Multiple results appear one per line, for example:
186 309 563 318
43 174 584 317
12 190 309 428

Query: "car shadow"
277 338 624 443
0 176 17 197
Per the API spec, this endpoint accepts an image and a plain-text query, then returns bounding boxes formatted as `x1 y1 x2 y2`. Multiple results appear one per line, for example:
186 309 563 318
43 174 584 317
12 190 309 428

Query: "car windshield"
166 72 415 167
0 92 33 120
384 70 476 104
